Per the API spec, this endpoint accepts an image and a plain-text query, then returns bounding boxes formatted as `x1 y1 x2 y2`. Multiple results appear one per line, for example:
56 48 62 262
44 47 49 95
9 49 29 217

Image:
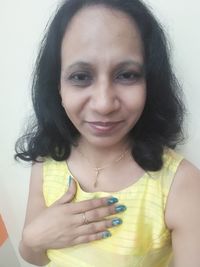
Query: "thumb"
56 176 77 205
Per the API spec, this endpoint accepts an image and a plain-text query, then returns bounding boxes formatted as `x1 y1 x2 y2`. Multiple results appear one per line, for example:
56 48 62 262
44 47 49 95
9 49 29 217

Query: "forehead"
61 5 143 66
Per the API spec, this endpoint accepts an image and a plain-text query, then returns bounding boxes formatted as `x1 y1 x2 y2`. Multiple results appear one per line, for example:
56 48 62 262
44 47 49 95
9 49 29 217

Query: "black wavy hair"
15 0 185 171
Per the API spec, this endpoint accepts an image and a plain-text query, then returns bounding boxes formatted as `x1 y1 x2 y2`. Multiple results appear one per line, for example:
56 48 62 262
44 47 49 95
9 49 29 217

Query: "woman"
15 0 200 266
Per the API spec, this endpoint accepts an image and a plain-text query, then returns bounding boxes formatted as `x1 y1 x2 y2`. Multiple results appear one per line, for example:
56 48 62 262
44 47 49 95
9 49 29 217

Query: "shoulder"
30 161 43 188
165 158 200 265
162 148 183 166
25 158 67 225
165 157 200 230
42 157 67 181
23 161 45 226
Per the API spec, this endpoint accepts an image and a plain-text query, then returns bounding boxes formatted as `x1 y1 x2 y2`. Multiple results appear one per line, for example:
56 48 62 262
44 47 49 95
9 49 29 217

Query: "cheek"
60 86 90 114
126 87 146 113
60 93 73 117
60 93 84 120
60 88 75 112
62 100 75 117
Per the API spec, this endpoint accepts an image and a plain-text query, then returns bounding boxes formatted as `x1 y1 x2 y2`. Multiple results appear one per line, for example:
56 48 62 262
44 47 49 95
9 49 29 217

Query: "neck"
74 138 131 168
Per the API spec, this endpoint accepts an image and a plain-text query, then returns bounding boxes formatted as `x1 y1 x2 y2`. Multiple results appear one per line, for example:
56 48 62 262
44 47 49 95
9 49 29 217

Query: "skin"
59 6 147 193
60 6 146 152
19 5 200 267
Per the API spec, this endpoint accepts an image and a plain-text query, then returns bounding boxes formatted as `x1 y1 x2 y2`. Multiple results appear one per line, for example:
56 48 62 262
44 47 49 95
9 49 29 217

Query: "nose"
90 80 120 115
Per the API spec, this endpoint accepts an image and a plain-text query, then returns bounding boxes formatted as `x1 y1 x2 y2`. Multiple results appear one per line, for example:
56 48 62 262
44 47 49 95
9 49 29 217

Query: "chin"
82 134 129 148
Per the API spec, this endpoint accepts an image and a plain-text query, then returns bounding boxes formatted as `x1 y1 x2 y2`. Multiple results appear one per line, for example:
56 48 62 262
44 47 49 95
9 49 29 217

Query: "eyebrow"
114 60 145 72
66 62 92 71
64 60 145 73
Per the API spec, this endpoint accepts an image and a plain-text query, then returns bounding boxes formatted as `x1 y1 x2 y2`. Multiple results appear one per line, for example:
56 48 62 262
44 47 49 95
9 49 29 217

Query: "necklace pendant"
77 147 129 189
94 168 100 187
95 169 99 177
94 179 98 187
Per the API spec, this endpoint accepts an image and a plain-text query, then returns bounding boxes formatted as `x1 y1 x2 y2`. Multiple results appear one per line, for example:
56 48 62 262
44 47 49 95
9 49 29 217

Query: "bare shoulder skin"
23 162 46 226
165 159 200 267
19 162 50 266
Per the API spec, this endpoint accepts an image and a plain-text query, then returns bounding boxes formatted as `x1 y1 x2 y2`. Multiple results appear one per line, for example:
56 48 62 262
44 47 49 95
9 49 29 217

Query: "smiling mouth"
88 121 122 126
86 121 124 134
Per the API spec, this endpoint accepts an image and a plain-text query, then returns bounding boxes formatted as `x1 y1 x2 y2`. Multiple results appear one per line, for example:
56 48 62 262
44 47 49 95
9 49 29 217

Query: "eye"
68 72 92 87
115 71 142 84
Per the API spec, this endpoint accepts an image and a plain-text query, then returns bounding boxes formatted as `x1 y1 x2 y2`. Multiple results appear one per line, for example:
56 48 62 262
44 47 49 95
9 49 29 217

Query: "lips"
89 121 120 126
86 121 123 134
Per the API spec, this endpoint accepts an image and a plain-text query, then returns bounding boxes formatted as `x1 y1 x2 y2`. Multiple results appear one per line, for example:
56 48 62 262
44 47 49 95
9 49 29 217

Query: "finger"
71 196 118 214
72 231 112 246
78 217 122 235
54 176 77 205
73 204 126 226
78 204 126 224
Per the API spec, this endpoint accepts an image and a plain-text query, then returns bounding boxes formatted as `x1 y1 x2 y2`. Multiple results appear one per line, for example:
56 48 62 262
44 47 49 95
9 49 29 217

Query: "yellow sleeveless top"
43 148 183 267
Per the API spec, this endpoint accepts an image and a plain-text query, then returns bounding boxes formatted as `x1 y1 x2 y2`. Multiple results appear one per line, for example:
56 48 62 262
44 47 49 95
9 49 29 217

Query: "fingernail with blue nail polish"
112 218 123 226
107 197 119 205
115 205 127 213
102 231 112 239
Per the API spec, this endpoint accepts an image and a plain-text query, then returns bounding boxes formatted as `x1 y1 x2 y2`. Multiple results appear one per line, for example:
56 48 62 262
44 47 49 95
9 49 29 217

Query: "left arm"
165 159 200 267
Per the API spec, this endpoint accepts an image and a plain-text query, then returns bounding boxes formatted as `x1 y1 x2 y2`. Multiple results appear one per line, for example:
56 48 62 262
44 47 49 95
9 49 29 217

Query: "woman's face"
60 5 146 148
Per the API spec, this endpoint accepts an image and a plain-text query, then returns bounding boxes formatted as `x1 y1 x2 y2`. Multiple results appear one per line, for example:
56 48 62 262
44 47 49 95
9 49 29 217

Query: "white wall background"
0 1 199 266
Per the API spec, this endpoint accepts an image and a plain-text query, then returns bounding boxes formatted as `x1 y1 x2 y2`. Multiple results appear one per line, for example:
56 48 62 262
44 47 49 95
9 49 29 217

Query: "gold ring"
82 212 89 224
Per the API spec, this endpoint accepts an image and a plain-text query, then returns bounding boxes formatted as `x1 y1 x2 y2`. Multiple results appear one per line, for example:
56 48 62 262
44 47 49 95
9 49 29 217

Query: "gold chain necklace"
77 148 130 187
